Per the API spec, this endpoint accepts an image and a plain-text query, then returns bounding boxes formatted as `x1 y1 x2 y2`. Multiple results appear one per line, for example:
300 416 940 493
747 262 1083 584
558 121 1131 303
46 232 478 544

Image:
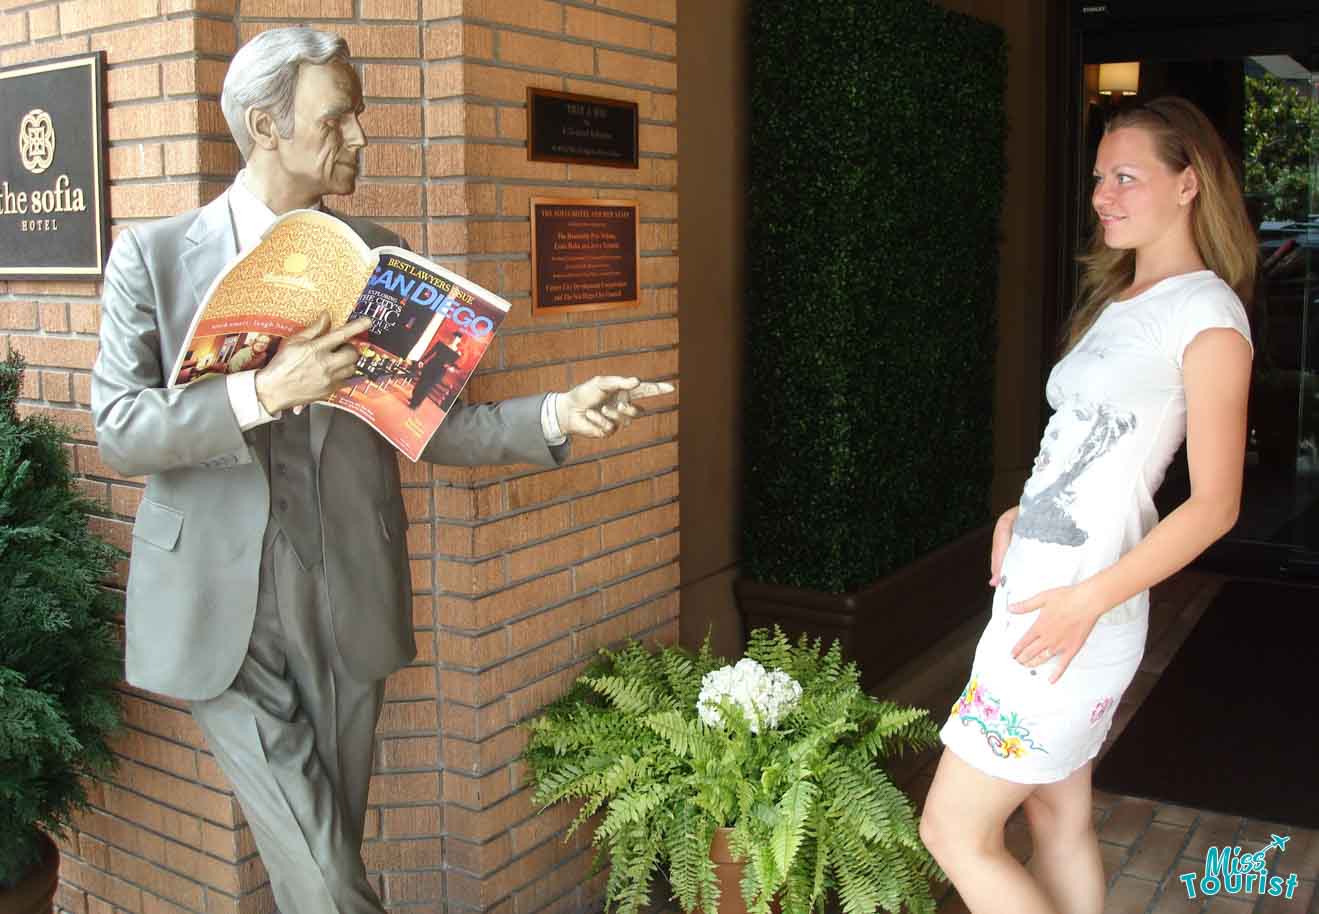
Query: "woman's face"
1091 125 1195 253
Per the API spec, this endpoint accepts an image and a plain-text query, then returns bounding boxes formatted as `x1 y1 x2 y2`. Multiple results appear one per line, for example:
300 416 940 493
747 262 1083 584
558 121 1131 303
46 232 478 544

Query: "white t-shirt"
1000 270 1251 625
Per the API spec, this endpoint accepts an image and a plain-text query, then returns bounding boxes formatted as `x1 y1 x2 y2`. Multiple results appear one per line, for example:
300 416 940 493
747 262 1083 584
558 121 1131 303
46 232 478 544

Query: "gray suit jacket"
92 190 564 701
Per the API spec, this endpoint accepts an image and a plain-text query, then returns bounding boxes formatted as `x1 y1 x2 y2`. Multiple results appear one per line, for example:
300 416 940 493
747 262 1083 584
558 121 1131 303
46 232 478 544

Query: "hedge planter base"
736 524 993 692
0 832 59 914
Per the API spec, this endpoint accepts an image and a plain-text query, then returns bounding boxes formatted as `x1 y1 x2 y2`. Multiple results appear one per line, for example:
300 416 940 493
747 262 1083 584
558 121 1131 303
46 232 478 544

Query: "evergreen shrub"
0 352 123 887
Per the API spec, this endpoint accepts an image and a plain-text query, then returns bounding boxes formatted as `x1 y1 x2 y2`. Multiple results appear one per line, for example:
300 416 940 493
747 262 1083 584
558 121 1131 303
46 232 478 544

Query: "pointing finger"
318 317 373 349
586 375 639 393
630 381 674 400
290 311 331 341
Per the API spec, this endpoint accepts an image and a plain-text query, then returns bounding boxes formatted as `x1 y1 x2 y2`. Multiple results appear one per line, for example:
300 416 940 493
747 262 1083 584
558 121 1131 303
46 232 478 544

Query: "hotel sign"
0 53 108 278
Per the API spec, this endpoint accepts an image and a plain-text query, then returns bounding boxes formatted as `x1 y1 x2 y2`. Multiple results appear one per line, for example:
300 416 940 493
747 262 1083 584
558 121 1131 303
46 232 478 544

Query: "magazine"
167 209 509 462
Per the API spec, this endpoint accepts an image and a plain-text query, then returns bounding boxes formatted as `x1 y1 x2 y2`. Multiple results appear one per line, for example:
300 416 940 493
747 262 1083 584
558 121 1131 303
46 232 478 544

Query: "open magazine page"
167 209 374 386
326 246 512 462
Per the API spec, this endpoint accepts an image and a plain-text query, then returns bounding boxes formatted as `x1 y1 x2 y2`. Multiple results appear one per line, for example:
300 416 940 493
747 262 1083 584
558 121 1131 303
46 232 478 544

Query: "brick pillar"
2 2 678 914
419 4 679 912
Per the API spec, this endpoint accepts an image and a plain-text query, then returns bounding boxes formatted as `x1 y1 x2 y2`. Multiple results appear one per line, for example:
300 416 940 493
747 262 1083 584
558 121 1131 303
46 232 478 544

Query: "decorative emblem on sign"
19 109 55 174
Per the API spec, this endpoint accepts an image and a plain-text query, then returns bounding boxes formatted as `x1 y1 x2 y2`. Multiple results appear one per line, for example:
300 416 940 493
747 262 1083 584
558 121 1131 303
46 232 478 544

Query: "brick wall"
0 2 679 913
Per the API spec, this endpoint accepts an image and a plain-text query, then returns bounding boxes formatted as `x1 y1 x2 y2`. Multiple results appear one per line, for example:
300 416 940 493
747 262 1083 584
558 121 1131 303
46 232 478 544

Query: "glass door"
1251 65 1319 569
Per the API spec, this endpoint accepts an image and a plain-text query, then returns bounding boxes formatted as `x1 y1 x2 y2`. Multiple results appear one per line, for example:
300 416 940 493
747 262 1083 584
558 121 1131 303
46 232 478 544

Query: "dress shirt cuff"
541 392 567 446
226 370 278 431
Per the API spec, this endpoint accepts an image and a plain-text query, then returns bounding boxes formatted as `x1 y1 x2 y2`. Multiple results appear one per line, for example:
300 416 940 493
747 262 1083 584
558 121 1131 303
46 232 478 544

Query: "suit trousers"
190 525 387 914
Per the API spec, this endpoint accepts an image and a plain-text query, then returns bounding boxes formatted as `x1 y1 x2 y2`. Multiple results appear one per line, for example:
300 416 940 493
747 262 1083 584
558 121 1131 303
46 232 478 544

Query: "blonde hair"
1064 96 1257 353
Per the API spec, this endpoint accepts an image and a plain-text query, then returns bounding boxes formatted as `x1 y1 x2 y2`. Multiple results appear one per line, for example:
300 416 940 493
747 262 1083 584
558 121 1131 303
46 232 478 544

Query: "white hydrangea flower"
697 658 802 733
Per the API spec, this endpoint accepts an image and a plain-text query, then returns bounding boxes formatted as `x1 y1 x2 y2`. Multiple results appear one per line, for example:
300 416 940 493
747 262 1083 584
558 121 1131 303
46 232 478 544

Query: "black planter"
0 831 59 914
735 524 993 692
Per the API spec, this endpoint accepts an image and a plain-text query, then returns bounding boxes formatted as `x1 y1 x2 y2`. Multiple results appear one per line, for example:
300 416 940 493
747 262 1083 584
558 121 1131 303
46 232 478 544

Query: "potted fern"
0 352 123 914
523 628 941 914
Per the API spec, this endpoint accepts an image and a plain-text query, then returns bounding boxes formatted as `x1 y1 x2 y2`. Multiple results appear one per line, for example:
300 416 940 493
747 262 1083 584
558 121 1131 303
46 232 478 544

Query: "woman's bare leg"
1020 762 1105 914
920 749 1056 914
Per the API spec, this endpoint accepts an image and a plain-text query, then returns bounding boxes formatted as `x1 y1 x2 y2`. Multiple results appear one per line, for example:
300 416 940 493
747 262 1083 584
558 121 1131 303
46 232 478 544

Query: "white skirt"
939 584 1147 784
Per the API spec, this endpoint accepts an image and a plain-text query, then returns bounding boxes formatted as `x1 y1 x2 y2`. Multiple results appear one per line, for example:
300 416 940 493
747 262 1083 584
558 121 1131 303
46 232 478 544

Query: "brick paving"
896 571 1319 914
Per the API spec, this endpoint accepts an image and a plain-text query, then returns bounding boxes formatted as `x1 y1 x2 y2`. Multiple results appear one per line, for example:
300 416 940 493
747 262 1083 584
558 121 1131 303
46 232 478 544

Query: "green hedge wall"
743 0 1007 593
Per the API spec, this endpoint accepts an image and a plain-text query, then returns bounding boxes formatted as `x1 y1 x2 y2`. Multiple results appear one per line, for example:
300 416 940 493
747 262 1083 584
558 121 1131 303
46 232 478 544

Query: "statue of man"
91 26 671 914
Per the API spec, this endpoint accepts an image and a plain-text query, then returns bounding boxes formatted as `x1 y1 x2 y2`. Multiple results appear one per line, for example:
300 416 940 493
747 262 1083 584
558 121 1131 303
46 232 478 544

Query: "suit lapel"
179 191 340 456
180 191 238 314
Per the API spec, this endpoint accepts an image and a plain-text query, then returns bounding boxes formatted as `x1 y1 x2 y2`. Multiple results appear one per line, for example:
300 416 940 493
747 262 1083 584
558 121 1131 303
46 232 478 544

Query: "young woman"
920 97 1256 914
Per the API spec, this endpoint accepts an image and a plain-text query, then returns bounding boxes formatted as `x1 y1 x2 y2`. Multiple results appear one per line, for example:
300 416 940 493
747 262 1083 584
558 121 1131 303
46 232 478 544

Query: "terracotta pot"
706 828 781 914
708 827 747 914
0 831 59 914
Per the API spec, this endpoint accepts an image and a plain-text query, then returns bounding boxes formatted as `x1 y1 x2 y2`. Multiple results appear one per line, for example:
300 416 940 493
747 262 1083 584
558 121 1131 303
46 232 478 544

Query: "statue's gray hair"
221 27 351 159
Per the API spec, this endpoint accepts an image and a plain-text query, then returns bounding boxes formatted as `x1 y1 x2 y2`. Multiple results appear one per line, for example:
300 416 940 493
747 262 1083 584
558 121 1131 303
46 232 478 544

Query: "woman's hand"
1007 582 1105 683
989 506 1019 587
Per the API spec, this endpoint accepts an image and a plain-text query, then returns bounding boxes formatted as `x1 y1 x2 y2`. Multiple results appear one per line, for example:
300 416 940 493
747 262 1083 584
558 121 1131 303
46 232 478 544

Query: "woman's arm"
1008 326 1251 681
1075 327 1250 612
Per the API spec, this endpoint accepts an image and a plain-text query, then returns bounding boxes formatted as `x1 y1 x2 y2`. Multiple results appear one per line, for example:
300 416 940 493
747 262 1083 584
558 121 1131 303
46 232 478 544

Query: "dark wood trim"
1044 0 1077 385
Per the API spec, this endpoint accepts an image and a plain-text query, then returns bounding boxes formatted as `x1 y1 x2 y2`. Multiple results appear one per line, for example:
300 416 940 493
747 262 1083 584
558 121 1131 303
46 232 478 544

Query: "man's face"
275 61 366 200
253 334 271 353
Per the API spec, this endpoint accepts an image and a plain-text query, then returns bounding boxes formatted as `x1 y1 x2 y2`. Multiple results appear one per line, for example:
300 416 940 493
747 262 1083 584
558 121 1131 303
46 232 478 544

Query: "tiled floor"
881 570 1319 914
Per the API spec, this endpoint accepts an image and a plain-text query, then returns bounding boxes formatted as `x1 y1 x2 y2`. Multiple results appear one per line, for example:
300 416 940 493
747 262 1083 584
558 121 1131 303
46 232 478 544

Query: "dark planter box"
735 523 993 692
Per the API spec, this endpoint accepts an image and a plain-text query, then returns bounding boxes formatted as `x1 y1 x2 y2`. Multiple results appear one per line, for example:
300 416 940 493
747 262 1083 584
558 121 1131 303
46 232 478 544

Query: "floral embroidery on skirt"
949 676 1049 759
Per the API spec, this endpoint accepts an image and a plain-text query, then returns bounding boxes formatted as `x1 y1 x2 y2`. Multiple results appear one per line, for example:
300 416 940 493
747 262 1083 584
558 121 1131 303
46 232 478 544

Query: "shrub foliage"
1244 71 1319 222
0 352 122 887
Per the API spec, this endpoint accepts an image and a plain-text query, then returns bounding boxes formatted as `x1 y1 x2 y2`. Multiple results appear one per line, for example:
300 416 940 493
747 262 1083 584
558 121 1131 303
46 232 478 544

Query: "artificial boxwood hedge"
743 0 1007 593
